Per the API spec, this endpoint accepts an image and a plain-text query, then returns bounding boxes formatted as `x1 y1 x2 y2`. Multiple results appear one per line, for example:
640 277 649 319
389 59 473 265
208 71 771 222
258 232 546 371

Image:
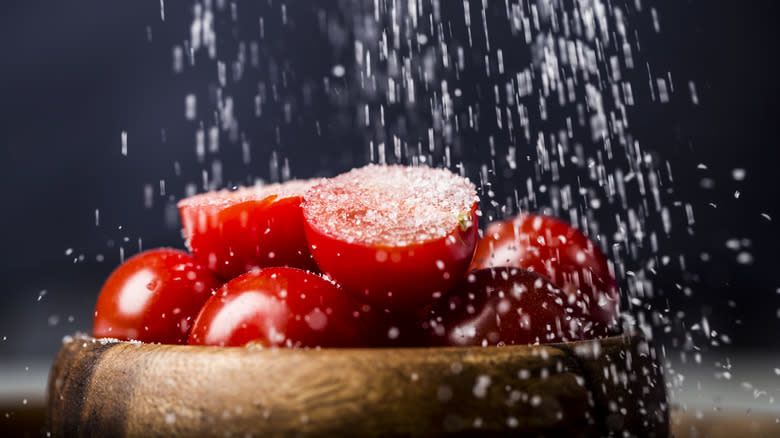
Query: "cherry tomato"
425 268 589 346
302 165 479 312
93 248 222 344
178 179 321 280
188 267 368 348
470 214 619 335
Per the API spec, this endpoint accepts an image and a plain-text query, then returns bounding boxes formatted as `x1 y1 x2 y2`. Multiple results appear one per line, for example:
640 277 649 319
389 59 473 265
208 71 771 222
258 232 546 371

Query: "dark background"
0 0 778 365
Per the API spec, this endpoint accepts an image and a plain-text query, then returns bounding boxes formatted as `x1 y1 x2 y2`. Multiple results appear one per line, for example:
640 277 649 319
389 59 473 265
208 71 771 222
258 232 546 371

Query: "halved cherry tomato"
93 248 222 344
470 214 620 335
425 268 588 346
188 267 368 347
302 165 479 312
178 179 321 280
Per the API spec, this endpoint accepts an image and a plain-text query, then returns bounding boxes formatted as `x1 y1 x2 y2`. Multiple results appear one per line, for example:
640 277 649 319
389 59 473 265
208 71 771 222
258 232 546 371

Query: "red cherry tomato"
302 165 479 312
470 214 619 335
93 248 222 344
425 268 589 346
178 179 321 280
188 267 368 348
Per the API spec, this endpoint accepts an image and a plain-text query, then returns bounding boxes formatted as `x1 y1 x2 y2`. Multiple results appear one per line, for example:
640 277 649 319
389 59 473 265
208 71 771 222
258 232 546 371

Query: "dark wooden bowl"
47 335 668 437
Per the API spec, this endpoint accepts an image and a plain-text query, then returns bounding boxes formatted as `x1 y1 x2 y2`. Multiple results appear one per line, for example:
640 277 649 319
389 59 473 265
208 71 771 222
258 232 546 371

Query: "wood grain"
47 335 668 437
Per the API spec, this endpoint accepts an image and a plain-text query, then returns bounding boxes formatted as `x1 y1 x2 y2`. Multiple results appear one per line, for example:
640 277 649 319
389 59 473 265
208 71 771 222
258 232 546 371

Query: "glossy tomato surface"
188 267 368 347
302 165 480 312
93 248 222 344
178 179 320 280
425 268 589 346
470 214 620 335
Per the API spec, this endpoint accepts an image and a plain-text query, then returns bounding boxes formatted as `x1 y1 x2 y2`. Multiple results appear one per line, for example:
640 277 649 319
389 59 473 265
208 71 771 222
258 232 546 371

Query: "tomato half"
470 214 620 335
178 179 321 280
93 248 222 344
302 165 479 312
425 268 588 346
188 267 368 348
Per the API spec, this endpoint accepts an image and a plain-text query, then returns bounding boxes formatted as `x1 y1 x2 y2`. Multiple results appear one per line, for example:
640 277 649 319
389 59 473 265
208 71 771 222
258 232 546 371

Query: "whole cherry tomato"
425 268 589 346
470 214 619 336
302 165 479 312
93 248 222 344
188 267 368 348
178 179 321 280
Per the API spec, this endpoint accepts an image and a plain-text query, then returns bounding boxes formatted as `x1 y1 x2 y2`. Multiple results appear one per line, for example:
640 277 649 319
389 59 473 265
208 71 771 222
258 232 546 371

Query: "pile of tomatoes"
93 165 620 348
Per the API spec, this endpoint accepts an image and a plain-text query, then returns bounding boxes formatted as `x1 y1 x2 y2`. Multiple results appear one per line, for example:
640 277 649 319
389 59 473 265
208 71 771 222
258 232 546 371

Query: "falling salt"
736 252 754 265
437 385 453 402
688 81 699 105
165 412 176 425
472 375 491 398
185 94 197 120
144 184 154 209
387 326 400 340
120 131 128 156
172 46 183 73
732 168 746 181
153 2 765 425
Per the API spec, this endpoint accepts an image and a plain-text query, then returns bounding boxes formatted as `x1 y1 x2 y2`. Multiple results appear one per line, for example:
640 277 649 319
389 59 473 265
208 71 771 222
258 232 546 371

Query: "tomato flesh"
425 268 589 346
302 165 479 312
188 267 367 347
93 248 222 344
178 180 320 280
470 214 620 335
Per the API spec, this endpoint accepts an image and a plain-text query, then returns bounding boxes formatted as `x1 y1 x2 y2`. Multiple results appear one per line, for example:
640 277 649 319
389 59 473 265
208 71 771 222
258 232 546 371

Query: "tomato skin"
188 267 368 348
179 182 319 280
93 249 222 344
303 207 479 312
470 214 619 334
425 268 588 346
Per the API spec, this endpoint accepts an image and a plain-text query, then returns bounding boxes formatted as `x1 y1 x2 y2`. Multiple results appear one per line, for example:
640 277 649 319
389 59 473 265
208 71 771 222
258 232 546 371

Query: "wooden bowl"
47 334 668 437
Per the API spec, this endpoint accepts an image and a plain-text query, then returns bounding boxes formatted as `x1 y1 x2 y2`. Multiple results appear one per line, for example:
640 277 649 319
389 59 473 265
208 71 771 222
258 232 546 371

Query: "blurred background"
1 0 778 435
